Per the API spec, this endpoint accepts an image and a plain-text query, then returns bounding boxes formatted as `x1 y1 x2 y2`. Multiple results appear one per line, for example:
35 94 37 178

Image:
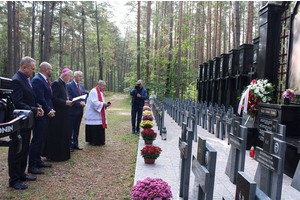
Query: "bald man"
29 62 55 175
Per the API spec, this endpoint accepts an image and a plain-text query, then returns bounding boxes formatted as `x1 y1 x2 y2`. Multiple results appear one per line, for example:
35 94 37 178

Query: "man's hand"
66 100 73 106
36 105 44 117
103 102 111 108
47 109 56 118
79 101 86 107
137 93 141 98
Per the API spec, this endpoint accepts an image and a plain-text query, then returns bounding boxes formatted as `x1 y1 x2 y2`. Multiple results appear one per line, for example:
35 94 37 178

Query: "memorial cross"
225 121 248 184
254 131 286 200
198 101 203 126
215 105 225 140
291 141 300 191
207 103 214 134
192 136 217 200
191 105 198 142
201 102 207 130
179 122 194 200
222 106 234 138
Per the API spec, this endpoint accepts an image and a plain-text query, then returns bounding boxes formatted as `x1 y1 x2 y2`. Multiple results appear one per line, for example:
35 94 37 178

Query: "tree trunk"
247 1 253 44
176 1 183 98
165 1 173 96
39 2 44 63
154 2 159 81
31 1 35 58
200 2 205 64
7 1 13 78
223 12 226 53
49 2 56 36
207 2 211 60
234 1 240 49
77 36 81 71
212 1 218 58
137 1 141 80
218 2 222 56
81 7 87 89
70 19 74 70
13 2 18 72
95 2 103 80
145 1 151 85
43 1 50 62
59 2 62 70
228 1 231 51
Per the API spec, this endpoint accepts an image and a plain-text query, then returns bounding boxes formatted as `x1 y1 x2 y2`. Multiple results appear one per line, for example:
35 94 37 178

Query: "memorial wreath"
238 79 275 124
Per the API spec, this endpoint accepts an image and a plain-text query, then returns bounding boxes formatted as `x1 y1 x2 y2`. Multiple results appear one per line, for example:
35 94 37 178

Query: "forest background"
0 1 274 100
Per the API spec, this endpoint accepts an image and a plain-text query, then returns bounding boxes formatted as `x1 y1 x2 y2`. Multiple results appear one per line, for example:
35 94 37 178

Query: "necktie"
27 78 32 87
46 78 52 94
77 84 82 95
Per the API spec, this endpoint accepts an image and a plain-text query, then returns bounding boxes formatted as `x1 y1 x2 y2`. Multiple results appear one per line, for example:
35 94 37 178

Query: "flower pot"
144 158 155 164
144 140 153 145
284 98 290 105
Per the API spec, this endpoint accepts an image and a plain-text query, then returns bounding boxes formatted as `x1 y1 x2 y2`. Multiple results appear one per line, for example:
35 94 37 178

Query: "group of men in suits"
9 56 86 190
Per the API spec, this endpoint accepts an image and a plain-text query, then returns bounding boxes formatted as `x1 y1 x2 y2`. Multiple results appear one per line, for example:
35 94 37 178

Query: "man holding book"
67 71 87 152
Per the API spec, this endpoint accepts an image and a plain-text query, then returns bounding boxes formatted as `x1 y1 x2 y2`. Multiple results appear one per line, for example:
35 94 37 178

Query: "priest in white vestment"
84 80 110 145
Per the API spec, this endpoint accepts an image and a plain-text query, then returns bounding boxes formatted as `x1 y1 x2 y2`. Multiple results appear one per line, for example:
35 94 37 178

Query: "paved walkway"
133 111 300 199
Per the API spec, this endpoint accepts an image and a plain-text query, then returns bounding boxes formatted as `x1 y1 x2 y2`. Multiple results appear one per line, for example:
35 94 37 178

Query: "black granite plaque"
197 137 206 165
233 121 240 136
263 131 274 153
181 123 187 141
235 172 256 200
228 133 243 150
272 120 278 132
255 147 280 173
192 156 210 193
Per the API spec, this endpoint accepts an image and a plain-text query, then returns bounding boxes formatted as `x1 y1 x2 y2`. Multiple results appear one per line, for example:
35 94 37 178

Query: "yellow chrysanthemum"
143 105 151 109
143 110 153 116
140 120 154 129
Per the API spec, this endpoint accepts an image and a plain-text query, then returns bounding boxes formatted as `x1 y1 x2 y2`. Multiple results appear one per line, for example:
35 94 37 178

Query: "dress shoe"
36 162 52 168
73 145 83 150
9 181 28 190
28 167 44 174
70 148 74 152
21 174 37 181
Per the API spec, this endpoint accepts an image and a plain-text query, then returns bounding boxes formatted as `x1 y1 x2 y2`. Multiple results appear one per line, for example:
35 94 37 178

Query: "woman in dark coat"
42 68 73 161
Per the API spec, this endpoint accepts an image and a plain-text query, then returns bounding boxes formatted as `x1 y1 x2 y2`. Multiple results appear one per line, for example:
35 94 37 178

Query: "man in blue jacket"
29 62 55 175
130 80 147 134
67 71 87 151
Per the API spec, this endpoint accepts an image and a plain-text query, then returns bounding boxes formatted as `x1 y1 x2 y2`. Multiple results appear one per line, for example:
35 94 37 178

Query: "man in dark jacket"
9 56 44 190
28 62 55 175
67 71 87 151
42 68 73 161
130 80 147 134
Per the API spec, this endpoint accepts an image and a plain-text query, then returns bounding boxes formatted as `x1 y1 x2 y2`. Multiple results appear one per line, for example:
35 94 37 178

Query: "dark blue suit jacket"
31 73 52 115
67 81 87 116
12 71 39 129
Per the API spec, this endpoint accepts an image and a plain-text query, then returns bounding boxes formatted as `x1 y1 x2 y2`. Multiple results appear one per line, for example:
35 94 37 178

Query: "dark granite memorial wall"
196 2 300 178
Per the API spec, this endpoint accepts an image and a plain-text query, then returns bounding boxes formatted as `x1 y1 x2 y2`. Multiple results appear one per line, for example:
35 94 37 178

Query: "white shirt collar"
74 80 80 86
39 72 47 80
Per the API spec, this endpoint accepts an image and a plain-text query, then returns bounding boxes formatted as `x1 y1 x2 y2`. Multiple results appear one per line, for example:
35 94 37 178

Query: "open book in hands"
72 94 87 103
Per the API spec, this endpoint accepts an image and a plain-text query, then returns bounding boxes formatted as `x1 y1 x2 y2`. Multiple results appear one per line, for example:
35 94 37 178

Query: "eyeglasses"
47 68 53 71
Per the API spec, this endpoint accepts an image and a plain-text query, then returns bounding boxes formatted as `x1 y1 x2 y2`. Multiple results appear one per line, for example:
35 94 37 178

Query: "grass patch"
0 93 138 200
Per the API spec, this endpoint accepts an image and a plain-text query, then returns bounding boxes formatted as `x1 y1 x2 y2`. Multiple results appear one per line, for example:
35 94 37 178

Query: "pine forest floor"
0 93 139 200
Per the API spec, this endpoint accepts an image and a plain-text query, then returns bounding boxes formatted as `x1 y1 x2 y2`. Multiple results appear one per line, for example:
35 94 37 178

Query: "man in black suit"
67 71 87 151
28 62 55 175
9 56 44 190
